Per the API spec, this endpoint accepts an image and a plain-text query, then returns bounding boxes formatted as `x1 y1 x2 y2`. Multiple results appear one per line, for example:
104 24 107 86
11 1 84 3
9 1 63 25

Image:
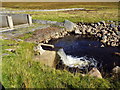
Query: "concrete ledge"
34 43 60 68
0 24 29 33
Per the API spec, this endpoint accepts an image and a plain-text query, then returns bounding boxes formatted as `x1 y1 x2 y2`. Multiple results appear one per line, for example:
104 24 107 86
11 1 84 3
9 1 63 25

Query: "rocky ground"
25 26 69 43
28 20 120 47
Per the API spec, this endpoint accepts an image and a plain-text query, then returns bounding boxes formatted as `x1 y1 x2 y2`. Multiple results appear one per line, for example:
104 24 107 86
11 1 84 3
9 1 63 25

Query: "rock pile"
27 20 120 47
75 21 120 47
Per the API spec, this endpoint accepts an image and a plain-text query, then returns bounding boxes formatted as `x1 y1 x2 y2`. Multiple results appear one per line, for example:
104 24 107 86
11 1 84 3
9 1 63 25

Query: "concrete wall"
0 13 32 29
11 14 28 25
0 15 8 28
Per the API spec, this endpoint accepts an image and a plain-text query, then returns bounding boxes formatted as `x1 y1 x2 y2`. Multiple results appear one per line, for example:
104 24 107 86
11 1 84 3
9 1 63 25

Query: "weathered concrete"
0 13 32 29
34 43 60 68
35 50 58 67
27 14 32 25
7 16 14 29
0 15 13 28
12 14 28 25
0 15 8 28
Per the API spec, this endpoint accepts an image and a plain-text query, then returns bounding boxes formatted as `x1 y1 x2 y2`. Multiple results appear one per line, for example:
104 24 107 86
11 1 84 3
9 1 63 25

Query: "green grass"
1 2 120 88
31 9 118 23
2 2 119 23
2 2 118 10
1 39 115 88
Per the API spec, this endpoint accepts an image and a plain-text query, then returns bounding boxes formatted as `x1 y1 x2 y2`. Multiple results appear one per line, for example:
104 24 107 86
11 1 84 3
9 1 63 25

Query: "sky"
1 0 120 2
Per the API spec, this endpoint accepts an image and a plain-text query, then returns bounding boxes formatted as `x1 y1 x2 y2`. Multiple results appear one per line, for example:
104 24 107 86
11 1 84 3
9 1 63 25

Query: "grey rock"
47 21 57 24
55 22 64 27
102 35 107 40
5 49 16 53
100 21 106 26
2 53 10 56
113 27 118 31
87 27 92 33
107 42 110 46
116 31 120 36
110 42 116 47
110 24 116 28
91 23 95 27
97 22 101 26
101 44 105 47
112 66 120 74
109 20 113 23
75 28 81 34
88 68 102 78
97 33 102 38
33 19 47 24
101 39 107 43
64 20 76 32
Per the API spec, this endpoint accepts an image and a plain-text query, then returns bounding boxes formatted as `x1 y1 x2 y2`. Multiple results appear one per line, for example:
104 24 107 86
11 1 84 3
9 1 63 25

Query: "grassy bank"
2 2 119 23
1 39 120 88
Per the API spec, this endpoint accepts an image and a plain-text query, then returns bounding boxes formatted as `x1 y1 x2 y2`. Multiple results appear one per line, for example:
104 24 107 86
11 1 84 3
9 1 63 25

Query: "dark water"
49 34 120 74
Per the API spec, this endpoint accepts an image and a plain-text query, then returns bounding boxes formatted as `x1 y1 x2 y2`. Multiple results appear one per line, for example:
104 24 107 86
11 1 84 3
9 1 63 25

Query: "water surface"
49 35 120 73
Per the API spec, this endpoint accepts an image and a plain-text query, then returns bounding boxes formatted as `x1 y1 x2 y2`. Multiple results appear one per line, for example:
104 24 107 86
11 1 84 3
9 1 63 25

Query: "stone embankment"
32 19 120 47
26 20 76 43
75 21 120 47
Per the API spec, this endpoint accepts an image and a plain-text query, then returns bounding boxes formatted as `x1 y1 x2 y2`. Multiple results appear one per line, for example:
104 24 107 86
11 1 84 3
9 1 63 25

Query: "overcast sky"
1 0 120 2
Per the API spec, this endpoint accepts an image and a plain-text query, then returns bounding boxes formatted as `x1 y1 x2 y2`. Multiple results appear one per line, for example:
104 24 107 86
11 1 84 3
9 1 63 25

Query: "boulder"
64 20 77 32
5 48 16 53
110 24 116 28
88 68 102 78
75 29 82 35
97 22 101 26
87 27 92 33
102 35 107 40
112 66 120 74
100 21 106 26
